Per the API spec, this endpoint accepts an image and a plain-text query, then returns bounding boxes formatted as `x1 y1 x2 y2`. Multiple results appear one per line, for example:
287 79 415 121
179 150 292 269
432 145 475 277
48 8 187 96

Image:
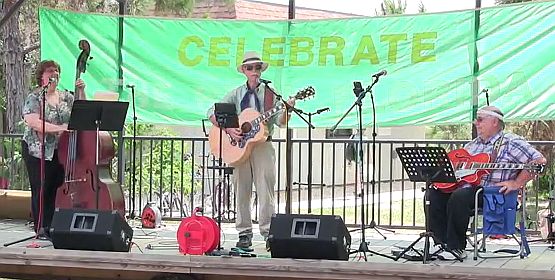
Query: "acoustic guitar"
434 148 545 193
209 86 315 166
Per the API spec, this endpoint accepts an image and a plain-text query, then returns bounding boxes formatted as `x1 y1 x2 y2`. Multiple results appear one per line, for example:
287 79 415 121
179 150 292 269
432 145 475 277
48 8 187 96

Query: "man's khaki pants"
233 141 276 238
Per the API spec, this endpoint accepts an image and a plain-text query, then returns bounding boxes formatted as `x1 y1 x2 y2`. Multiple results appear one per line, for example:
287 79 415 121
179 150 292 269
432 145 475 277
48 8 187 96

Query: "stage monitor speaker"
268 214 351 260
50 208 133 252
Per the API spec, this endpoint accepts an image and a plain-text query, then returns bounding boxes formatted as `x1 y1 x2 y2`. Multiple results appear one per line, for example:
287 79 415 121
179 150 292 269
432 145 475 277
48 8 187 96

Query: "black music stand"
68 100 129 210
393 147 463 263
207 103 239 256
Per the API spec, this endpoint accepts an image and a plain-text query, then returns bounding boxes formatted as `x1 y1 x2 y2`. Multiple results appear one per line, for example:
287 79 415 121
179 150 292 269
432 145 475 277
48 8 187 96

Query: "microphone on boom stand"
372 70 387 78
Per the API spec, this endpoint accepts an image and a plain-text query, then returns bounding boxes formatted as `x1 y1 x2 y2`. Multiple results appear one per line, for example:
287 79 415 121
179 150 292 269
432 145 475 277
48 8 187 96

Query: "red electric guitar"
434 148 545 193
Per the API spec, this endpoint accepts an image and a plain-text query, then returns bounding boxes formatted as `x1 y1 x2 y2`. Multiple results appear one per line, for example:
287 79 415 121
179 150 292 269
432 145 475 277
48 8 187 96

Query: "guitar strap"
490 132 505 163
263 86 274 113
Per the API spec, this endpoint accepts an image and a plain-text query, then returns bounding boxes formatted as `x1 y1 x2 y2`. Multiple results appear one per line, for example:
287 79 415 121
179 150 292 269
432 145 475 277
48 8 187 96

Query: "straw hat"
237 51 268 73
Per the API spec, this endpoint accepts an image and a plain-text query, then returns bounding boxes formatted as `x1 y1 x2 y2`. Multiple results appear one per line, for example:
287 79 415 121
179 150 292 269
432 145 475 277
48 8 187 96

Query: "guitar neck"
251 103 285 125
249 86 314 126
469 162 532 170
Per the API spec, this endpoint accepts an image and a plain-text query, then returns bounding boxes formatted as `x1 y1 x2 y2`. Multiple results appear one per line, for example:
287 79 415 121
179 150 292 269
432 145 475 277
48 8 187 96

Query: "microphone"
316 107 330 114
259 78 271 84
482 88 490 106
372 70 387 78
48 74 58 83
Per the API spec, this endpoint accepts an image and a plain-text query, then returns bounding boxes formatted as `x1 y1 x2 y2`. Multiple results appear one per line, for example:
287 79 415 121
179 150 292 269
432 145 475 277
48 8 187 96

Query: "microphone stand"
4 80 52 248
259 80 314 215
366 83 395 238
330 76 395 261
126 84 138 219
295 107 329 213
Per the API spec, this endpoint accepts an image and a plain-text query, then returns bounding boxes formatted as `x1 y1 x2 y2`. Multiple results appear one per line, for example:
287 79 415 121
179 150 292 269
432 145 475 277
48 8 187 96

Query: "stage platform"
1 218 555 280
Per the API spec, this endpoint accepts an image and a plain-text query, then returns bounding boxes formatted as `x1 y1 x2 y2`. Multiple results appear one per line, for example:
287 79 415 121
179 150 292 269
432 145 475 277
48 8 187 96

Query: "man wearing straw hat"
427 106 546 260
208 51 295 251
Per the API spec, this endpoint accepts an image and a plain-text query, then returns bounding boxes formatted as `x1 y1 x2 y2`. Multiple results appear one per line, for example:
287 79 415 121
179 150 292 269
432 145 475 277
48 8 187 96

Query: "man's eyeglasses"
474 116 490 122
244 64 263 71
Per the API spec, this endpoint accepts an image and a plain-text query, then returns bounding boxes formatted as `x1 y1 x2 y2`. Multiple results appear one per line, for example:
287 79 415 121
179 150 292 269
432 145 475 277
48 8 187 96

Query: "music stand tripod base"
206 165 235 222
394 147 463 263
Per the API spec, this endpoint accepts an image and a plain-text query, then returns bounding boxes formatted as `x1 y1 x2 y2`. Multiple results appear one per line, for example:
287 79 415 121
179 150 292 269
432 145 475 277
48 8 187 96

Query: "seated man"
427 106 546 259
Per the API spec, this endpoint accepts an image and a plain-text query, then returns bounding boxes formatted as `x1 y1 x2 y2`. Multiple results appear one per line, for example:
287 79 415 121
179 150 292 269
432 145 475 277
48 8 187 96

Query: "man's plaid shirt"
463 131 543 187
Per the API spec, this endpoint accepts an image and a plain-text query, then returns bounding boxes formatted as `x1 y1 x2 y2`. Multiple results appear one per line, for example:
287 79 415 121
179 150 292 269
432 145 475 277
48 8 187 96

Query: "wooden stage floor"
1 218 554 280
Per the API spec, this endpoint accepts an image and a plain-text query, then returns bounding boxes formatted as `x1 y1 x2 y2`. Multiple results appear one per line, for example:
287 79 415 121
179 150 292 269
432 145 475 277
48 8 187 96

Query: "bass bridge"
64 178 87 183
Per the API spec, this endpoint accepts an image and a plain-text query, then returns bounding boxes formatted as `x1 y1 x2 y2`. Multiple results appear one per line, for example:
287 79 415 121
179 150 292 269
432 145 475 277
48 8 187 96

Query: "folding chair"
473 187 530 260
467 208 484 251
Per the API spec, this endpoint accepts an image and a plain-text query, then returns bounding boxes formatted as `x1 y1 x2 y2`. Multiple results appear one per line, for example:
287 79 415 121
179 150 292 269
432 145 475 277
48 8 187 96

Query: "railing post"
117 133 126 191
285 129 293 214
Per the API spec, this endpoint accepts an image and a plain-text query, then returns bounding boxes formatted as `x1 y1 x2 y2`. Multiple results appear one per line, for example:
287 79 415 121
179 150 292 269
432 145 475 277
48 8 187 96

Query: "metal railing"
1 133 552 230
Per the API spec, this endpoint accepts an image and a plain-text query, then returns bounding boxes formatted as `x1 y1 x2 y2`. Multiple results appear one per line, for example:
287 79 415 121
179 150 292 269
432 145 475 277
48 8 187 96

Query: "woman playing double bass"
22 60 86 238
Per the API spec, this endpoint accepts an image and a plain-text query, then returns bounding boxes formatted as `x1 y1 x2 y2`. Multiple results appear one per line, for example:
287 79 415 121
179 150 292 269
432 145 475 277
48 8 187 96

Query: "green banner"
39 1 555 127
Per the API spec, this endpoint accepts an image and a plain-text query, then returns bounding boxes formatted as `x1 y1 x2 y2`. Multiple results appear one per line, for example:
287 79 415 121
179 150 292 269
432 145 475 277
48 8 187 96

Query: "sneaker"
236 235 252 249
437 248 467 261
452 249 467 260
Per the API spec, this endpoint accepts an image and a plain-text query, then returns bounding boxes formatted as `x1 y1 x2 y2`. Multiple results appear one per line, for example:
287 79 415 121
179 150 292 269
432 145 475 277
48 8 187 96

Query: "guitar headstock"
530 163 546 174
292 86 315 101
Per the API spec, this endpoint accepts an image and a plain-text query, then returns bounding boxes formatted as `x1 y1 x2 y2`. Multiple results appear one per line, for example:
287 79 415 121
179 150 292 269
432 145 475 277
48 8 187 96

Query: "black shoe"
265 238 271 252
236 235 252 249
36 227 51 241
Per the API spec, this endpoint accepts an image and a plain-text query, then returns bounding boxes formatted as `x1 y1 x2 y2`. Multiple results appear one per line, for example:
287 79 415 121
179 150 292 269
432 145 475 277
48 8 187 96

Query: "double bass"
56 40 126 217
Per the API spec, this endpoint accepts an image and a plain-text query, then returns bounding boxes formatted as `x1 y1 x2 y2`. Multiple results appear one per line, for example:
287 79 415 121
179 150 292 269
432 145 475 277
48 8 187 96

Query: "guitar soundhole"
241 122 252 133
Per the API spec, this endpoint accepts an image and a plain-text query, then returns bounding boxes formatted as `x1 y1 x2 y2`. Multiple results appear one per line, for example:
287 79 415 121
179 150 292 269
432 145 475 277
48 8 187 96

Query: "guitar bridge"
228 136 237 146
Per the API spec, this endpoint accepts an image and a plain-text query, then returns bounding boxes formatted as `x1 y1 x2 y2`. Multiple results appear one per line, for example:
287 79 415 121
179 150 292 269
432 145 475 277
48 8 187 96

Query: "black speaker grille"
51 208 133 252
269 214 351 260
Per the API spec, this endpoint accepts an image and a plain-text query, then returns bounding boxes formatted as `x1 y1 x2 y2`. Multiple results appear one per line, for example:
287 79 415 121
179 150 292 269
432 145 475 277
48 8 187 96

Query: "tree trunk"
2 0 27 133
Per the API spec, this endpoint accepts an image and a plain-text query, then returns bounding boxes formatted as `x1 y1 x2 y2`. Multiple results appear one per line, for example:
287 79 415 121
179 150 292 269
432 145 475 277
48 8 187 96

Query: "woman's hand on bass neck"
75 78 86 99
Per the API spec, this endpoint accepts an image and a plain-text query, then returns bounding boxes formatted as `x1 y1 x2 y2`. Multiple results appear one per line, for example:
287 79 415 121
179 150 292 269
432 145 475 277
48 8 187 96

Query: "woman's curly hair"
35 60 61 86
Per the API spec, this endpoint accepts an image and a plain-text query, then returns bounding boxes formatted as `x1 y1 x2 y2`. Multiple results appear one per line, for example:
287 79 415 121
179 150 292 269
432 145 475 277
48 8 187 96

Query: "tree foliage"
116 124 198 198
154 0 195 16
376 0 407 16
417 1 426 13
